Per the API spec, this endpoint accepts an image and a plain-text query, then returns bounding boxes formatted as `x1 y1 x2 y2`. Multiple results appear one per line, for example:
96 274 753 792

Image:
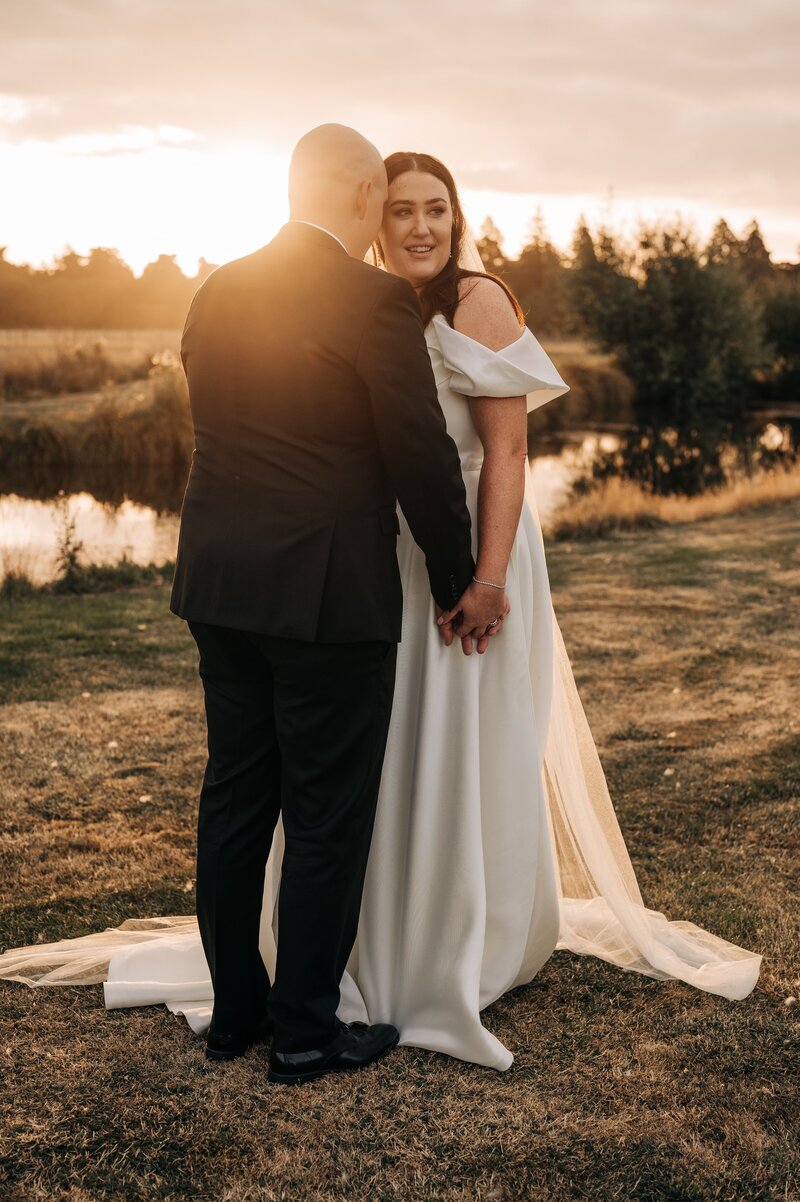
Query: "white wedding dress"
0 315 762 1070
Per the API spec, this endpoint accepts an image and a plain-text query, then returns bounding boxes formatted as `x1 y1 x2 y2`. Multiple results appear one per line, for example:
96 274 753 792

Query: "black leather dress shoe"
268 1020 400 1085
205 1013 274 1062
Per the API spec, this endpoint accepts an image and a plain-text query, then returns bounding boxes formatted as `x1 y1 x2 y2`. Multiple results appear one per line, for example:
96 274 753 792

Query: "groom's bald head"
288 125 387 256
289 124 386 209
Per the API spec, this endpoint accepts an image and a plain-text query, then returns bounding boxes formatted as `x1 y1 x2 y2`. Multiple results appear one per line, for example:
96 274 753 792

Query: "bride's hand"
438 583 510 655
463 591 510 655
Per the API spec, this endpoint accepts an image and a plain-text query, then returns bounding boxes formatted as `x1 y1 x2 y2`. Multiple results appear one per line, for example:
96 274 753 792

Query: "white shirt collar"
288 221 348 255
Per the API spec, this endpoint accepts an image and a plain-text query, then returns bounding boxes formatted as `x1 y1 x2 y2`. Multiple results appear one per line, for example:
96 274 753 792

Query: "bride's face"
380 171 453 287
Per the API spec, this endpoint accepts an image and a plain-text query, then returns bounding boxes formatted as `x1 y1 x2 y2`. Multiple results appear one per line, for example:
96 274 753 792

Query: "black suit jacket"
170 222 475 642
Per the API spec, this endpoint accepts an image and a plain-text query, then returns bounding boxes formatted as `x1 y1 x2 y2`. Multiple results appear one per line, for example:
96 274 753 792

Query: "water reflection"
0 493 181 584
0 460 189 514
0 439 603 583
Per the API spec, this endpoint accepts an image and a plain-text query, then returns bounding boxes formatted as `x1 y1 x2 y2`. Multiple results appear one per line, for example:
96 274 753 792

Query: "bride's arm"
455 279 528 635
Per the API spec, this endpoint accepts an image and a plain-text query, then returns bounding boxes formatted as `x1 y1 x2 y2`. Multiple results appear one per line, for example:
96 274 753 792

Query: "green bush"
762 283 800 396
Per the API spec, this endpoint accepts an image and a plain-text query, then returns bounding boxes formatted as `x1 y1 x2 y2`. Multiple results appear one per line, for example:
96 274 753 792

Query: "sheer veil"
459 227 760 998
0 230 761 1003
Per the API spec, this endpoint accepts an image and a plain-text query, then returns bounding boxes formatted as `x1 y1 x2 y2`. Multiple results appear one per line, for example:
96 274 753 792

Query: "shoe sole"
267 1032 400 1086
205 1045 249 1062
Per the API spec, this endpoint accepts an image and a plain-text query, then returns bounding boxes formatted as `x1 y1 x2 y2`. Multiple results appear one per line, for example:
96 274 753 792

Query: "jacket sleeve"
356 276 475 609
180 276 210 372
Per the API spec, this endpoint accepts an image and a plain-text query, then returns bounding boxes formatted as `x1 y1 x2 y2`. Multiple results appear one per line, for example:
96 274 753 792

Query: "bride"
0 152 762 1070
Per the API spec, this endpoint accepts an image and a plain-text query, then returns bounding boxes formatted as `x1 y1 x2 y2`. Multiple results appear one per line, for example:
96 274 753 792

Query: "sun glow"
0 134 292 275
2 130 798 276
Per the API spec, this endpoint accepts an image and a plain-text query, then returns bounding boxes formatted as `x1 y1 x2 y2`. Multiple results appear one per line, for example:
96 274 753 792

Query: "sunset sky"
2 0 798 274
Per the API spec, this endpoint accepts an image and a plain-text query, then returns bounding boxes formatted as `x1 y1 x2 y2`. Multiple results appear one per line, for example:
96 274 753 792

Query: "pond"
0 493 181 584
0 438 610 584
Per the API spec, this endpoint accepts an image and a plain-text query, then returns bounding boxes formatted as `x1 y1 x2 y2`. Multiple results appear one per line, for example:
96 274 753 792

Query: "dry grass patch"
0 357 192 510
1 505 799 1200
547 465 800 539
0 330 180 402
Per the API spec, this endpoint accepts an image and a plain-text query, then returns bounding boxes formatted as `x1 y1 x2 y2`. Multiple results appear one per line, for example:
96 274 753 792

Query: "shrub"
0 567 36 601
50 556 174 595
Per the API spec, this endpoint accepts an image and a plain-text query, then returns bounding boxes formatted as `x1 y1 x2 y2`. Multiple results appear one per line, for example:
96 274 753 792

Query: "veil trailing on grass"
374 227 761 1000
0 233 762 1006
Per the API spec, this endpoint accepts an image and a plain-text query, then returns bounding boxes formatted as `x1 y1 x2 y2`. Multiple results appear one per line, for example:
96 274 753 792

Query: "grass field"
0 330 181 401
0 502 798 1201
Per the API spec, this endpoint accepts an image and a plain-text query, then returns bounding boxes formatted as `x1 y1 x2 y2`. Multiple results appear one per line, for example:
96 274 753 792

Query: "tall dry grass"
0 329 181 400
0 354 192 485
546 464 800 539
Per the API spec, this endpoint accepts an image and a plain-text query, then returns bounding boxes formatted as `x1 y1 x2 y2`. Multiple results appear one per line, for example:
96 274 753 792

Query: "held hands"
436 580 510 656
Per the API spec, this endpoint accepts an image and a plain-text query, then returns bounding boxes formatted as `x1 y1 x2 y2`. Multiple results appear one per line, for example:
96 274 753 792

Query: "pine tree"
475 218 506 275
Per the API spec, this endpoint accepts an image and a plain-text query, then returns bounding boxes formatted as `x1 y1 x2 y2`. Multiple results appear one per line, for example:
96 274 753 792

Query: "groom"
171 125 475 1084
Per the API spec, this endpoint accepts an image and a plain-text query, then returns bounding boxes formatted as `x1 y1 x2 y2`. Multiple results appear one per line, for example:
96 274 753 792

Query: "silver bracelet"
473 575 505 590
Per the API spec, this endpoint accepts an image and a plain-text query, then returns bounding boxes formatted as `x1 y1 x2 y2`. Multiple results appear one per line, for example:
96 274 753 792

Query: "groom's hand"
434 604 456 647
438 583 509 656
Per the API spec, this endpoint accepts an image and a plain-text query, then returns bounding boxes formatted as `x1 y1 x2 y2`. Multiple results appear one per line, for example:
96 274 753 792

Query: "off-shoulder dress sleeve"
430 313 570 413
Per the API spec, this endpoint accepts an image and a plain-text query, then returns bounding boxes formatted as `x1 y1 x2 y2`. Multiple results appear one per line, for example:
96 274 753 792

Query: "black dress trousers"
189 620 397 1052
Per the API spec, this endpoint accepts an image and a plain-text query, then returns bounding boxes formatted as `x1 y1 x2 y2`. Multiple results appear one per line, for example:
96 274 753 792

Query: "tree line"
1 215 798 495
479 214 799 494
0 249 216 329
1 215 795 339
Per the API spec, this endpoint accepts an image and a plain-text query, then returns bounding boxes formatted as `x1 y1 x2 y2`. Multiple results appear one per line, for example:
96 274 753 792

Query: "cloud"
0 94 31 125
55 124 200 157
0 0 797 212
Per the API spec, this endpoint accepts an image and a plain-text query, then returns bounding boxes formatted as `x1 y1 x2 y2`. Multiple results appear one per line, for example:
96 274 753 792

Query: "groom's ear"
355 179 371 220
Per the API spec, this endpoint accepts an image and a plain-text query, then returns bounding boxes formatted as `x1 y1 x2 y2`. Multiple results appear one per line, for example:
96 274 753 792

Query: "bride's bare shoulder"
453 275 524 351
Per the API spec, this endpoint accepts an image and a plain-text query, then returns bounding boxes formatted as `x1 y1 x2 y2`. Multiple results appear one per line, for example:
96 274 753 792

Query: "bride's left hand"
465 593 510 655
436 589 510 655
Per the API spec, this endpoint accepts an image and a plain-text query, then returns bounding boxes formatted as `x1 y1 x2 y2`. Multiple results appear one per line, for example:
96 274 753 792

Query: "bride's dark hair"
375 152 523 329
